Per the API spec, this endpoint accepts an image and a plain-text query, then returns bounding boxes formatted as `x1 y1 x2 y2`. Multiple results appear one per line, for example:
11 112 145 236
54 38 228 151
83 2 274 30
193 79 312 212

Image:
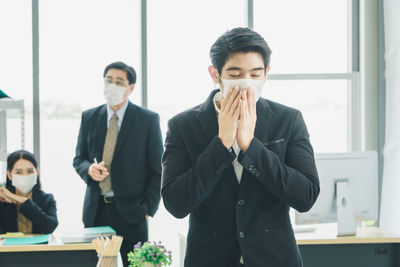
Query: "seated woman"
0 150 58 234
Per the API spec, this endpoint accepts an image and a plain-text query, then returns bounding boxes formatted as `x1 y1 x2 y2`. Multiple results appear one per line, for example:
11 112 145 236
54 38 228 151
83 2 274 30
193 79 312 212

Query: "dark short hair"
103 61 137 84
210 27 272 75
6 150 41 189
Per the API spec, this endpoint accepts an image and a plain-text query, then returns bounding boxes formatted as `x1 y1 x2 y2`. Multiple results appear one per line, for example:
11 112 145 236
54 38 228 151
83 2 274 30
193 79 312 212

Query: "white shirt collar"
213 91 223 114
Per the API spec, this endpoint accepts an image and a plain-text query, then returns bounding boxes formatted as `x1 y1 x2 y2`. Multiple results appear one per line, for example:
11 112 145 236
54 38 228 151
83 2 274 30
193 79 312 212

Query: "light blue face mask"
220 78 265 102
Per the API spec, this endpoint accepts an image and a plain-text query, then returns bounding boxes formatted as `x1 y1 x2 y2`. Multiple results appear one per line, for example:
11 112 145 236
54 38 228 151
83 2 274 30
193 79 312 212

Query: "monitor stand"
336 180 356 236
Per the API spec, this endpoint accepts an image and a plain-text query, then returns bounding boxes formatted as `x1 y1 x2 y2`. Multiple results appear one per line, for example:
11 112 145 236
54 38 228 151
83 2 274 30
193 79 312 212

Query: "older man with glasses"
73 61 163 266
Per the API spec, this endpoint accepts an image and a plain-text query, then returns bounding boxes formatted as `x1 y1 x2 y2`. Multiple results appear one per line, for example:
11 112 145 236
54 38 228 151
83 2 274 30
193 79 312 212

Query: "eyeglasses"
105 79 128 87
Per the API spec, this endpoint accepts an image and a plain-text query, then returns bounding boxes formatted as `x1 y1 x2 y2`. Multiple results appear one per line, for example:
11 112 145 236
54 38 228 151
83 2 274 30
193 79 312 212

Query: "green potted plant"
128 241 172 267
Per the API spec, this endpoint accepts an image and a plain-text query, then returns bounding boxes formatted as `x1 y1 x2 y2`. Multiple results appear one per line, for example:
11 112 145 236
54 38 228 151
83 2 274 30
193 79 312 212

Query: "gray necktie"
99 113 118 194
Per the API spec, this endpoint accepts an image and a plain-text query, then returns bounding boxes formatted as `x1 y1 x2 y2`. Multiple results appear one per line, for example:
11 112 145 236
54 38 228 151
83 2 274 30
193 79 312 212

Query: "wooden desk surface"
296 226 400 245
0 242 94 252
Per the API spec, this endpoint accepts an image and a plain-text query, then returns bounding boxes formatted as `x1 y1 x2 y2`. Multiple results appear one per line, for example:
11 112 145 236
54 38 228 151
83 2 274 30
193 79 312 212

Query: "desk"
178 226 400 267
296 226 400 267
0 242 98 267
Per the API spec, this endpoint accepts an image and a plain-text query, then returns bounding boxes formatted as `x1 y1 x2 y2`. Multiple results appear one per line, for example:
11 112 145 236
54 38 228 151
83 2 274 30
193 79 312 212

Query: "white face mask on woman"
103 83 127 106
221 78 265 102
12 171 37 194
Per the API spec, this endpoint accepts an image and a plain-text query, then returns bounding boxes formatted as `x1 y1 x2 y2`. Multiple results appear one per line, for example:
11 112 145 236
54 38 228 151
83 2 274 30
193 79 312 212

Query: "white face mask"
103 83 128 106
221 78 265 102
12 172 37 194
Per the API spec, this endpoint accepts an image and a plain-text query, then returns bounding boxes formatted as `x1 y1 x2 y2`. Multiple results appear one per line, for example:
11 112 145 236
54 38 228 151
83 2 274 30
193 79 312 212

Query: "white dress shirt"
106 100 129 130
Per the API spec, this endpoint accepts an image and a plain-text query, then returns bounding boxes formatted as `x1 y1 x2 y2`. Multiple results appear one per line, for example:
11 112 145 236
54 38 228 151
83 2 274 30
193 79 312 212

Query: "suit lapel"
254 98 273 143
113 102 137 160
198 90 239 191
197 90 219 144
95 105 108 161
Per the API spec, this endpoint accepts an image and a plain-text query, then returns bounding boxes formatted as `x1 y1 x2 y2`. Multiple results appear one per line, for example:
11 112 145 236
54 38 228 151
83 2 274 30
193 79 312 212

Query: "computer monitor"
295 151 378 236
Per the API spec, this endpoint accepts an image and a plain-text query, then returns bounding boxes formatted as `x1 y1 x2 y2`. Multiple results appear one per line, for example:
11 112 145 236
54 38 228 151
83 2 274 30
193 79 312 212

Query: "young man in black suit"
73 62 163 266
161 28 320 267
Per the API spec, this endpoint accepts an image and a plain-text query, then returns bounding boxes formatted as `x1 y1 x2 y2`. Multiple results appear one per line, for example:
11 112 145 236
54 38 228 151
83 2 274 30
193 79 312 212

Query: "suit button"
239 232 245 238
238 200 244 206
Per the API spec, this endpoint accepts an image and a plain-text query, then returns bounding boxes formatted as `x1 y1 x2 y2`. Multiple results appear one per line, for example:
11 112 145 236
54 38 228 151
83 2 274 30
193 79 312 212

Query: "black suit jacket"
73 101 163 227
0 185 58 234
161 90 320 267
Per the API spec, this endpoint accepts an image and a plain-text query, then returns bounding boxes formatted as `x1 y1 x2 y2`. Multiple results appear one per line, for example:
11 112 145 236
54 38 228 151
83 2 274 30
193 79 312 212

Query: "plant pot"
143 262 155 267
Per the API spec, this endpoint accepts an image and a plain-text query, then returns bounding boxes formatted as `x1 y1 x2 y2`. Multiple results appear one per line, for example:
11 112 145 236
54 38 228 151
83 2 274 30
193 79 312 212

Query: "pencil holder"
97 255 118 267
92 235 123 267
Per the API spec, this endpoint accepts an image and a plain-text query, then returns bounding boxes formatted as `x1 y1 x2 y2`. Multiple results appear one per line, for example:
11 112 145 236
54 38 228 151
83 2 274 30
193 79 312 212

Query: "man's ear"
129 83 135 93
264 65 271 80
208 65 220 84
125 84 135 99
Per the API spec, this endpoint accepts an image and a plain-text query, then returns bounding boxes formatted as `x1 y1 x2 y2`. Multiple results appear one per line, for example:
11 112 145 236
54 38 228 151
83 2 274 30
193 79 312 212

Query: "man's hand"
237 87 257 152
88 161 109 181
218 87 241 149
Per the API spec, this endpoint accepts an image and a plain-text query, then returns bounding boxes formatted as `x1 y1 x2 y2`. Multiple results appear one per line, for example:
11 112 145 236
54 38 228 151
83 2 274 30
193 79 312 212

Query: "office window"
255 0 353 152
264 79 348 152
254 0 349 74
39 0 141 232
148 0 246 135
0 0 33 180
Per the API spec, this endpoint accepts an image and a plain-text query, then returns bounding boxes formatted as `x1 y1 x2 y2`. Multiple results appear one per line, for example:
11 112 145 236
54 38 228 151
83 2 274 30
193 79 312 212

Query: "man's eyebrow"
225 67 242 71
105 76 125 81
225 67 265 71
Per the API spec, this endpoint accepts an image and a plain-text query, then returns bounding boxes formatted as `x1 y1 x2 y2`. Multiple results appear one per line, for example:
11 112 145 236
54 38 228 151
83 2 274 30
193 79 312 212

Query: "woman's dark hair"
103 61 137 84
6 150 41 190
210 27 272 75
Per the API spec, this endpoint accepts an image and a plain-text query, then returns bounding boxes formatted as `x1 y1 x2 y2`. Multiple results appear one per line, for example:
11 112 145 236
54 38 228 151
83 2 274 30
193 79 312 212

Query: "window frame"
29 0 362 161
251 0 361 152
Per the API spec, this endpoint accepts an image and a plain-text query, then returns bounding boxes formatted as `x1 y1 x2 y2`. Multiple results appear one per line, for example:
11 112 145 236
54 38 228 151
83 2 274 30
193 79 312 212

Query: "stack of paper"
59 226 116 244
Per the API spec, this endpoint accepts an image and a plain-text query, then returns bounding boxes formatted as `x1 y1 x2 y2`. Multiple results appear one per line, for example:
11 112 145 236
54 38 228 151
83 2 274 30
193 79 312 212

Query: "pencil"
94 158 102 175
